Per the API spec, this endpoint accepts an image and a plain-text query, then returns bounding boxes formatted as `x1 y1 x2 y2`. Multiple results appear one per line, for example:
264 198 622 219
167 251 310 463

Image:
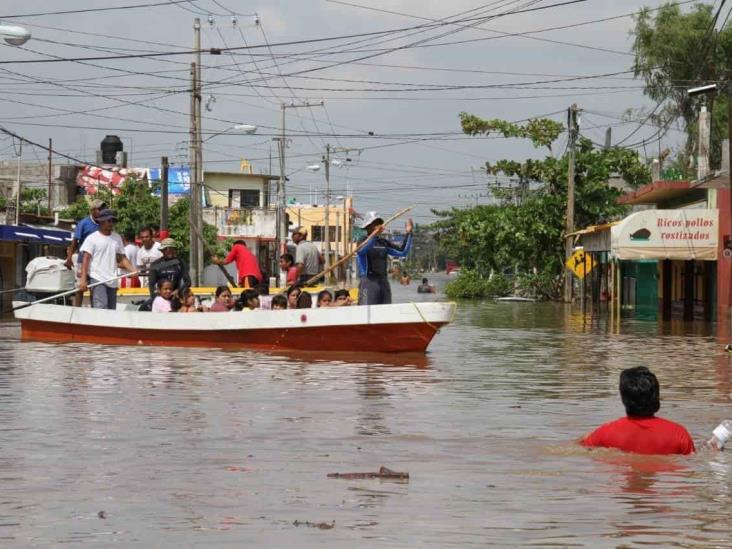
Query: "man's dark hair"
233 239 247 246
619 366 660 417
123 229 136 242
139 227 153 238
271 294 287 309
422 278 428 284
334 289 349 299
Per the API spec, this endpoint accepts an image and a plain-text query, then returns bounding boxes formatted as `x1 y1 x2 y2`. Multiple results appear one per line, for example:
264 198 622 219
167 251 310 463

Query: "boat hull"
15 302 455 353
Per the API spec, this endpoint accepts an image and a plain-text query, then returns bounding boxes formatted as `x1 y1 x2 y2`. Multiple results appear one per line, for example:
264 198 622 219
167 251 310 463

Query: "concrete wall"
202 207 277 239
203 172 269 208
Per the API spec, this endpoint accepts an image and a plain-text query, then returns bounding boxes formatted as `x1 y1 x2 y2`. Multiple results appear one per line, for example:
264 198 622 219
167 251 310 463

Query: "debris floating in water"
293 520 335 530
327 465 409 480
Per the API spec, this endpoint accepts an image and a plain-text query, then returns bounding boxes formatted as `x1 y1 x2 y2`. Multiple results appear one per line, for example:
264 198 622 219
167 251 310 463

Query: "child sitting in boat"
296 291 313 309
271 294 287 310
235 289 260 311
178 288 199 312
286 286 302 309
333 289 352 306
317 290 333 307
152 279 175 312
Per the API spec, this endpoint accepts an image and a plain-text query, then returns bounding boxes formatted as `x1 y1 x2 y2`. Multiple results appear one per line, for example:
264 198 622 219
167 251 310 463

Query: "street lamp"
1 23 30 224
233 124 257 134
0 24 30 46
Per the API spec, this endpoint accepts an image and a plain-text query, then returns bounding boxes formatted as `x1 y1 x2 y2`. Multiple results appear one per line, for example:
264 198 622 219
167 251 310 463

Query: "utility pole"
189 18 203 286
323 144 332 283
564 104 580 303
47 138 52 212
13 138 22 225
274 100 325 278
161 156 169 233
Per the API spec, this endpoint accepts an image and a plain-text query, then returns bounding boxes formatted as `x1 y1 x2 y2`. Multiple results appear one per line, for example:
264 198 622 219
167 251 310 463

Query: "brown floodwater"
1 278 732 547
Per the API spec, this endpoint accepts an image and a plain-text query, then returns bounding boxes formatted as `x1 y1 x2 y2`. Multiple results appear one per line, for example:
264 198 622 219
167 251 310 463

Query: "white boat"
13 301 456 353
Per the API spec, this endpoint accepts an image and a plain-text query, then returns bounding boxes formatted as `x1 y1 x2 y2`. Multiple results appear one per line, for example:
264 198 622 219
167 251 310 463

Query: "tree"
60 181 222 262
632 2 732 169
434 114 651 298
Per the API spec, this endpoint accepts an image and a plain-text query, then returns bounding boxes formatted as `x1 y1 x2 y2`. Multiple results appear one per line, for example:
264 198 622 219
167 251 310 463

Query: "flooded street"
2 281 732 547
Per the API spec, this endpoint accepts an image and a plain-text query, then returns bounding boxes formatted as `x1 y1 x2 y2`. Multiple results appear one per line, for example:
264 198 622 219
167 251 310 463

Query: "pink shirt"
209 302 230 312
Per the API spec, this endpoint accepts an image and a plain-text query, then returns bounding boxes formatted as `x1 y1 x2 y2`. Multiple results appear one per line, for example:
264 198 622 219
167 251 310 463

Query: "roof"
566 222 617 238
203 171 278 180
0 224 72 246
617 180 691 205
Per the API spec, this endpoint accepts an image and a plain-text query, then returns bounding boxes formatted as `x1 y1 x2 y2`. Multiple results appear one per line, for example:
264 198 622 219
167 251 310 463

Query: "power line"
0 0 200 19
0 0 589 65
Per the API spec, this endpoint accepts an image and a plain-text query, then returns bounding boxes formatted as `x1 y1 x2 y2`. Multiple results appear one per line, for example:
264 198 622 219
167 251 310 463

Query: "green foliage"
0 195 6 210
515 271 563 301
444 270 512 299
168 197 222 261
19 187 49 216
435 115 651 300
632 2 732 167
113 179 161 237
459 112 564 150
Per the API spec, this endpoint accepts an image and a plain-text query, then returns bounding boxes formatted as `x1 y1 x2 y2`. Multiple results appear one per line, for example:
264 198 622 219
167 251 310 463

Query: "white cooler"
25 256 75 293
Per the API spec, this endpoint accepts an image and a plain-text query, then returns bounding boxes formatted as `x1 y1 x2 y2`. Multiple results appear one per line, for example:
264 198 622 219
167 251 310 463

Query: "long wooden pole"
302 205 413 287
10 271 139 312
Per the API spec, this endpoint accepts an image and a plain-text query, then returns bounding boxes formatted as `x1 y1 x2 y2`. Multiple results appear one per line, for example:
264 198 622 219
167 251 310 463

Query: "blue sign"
148 167 190 195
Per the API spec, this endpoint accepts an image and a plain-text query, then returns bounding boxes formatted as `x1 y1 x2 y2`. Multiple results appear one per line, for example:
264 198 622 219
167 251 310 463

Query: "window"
229 189 260 208
311 226 341 242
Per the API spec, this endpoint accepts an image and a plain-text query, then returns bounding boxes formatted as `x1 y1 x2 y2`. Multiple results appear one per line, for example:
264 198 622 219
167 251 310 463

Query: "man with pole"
79 209 137 310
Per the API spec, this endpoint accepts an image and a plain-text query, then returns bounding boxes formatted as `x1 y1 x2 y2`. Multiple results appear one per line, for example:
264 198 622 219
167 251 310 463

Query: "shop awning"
611 209 718 260
0 224 72 246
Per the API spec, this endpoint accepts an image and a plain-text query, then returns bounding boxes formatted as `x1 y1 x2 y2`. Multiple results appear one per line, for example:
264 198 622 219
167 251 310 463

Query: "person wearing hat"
78 209 138 310
212 239 262 288
291 226 323 285
64 197 106 307
356 212 413 305
147 237 191 301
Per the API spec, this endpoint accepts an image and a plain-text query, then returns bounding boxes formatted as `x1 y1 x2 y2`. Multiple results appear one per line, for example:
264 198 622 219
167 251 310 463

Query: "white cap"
360 211 384 229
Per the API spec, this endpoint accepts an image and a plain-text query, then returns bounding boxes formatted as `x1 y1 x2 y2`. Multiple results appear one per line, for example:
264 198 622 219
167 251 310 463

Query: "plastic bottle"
704 420 732 450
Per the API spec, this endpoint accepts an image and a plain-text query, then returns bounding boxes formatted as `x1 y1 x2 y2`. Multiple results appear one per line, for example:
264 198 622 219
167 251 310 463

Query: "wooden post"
47 138 52 212
161 156 169 232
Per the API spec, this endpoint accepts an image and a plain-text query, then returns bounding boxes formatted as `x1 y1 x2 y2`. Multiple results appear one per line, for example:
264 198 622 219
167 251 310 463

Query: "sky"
0 0 698 223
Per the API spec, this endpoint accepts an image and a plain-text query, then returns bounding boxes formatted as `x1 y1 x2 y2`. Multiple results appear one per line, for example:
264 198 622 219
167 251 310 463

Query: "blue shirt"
356 233 412 277
74 215 99 262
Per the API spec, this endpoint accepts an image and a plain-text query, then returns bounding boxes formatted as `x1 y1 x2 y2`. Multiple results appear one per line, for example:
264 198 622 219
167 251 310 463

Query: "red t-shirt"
286 266 298 285
582 416 695 455
224 243 262 284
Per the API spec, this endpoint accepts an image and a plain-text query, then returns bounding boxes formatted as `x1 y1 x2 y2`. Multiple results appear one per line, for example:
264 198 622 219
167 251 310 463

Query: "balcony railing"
202 206 277 239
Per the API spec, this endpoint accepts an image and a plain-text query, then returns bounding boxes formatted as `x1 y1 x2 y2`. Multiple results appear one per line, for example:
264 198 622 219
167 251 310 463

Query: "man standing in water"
356 212 413 305
581 366 695 455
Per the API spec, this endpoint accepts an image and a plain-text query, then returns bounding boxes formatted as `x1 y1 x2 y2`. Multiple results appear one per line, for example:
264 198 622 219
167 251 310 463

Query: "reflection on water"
2 281 732 546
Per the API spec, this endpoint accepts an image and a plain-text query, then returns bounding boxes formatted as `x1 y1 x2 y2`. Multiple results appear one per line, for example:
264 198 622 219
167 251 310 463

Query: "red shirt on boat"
581 416 695 455
223 242 262 286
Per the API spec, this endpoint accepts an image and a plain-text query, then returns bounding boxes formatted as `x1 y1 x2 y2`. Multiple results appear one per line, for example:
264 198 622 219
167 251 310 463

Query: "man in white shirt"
79 209 138 309
120 229 140 288
137 227 162 287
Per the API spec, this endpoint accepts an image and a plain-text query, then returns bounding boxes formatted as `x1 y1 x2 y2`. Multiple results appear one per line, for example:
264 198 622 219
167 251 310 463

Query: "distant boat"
495 296 536 303
13 301 456 353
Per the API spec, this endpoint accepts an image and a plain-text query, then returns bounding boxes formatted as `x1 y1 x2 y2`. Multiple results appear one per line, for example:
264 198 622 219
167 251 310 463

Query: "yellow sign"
239 158 252 174
566 249 594 279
